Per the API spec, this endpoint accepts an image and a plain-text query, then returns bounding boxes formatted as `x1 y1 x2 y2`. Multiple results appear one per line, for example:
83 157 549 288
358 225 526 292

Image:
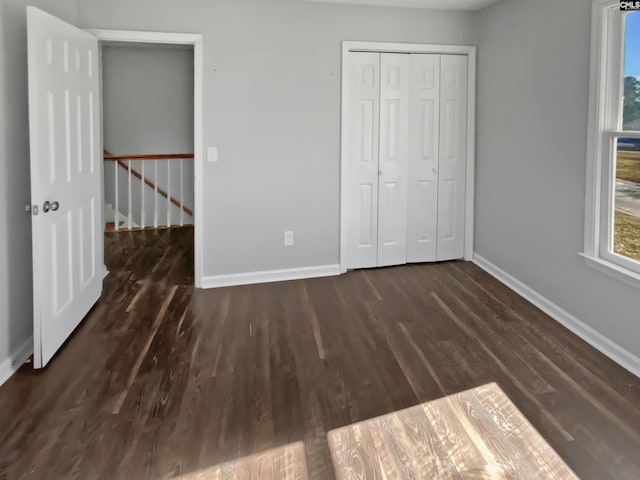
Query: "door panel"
357 184 375 247
345 52 380 269
79 198 97 287
28 7 103 367
439 178 456 239
360 100 375 164
437 55 467 261
51 214 73 313
380 181 397 244
407 54 440 263
377 53 409 267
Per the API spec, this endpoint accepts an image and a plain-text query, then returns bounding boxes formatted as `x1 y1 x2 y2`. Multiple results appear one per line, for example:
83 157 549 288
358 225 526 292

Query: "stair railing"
104 151 194 231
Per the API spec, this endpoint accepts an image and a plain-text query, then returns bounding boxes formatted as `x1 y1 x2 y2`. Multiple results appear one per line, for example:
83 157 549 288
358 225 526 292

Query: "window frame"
583 0 640 288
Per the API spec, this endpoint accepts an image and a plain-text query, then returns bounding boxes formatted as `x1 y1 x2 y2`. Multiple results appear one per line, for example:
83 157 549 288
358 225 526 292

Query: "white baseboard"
473 253 640 379
0 338 32 388
201 264 341 289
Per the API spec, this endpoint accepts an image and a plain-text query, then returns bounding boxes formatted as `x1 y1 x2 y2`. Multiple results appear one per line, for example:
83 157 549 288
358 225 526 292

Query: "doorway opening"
100 42 195 282
90 29 204 288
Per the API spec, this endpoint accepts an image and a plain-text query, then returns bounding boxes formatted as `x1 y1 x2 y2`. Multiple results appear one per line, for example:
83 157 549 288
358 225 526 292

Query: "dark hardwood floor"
1 227 639 479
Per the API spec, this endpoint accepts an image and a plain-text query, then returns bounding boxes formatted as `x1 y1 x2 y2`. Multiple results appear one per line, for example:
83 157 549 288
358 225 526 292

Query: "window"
584 0 640 286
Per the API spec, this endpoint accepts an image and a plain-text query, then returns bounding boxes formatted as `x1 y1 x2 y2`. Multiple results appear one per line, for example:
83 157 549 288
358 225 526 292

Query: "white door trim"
87 29 205 287
339 41 476 273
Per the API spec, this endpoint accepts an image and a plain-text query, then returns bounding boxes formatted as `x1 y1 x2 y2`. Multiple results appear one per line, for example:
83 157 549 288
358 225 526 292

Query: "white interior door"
407 54 440 263
28 7 104 368
377 53 409 267
345 52 380 269
436 55 468 261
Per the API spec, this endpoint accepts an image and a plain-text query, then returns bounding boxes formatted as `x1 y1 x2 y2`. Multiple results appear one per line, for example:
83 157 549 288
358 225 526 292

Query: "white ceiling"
300 0 501 10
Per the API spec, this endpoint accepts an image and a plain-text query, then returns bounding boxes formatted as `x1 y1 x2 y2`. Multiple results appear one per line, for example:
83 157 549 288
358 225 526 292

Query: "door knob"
433 167 439 174
43 201 60 213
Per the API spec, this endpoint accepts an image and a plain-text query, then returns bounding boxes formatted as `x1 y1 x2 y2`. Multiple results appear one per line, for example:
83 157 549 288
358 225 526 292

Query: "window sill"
579 253 640 290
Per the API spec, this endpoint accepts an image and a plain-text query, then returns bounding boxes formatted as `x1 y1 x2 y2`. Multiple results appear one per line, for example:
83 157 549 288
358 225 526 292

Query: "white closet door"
377 53 409 267
437 55 468 261
345 52 380 269
407 55 440 263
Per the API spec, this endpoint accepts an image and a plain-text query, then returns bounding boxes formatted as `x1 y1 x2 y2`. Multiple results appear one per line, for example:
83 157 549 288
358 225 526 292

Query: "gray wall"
0 1 79 373
79 0 479 276
102 45 194 155
477 0 640 358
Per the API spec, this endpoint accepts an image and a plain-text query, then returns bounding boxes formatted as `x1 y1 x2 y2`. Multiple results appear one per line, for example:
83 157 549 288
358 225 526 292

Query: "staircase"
104 203 139 232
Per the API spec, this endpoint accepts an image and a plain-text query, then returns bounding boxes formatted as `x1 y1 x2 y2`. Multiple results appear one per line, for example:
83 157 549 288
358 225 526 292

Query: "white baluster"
127 160 132 230
154 160 158 228
114 161 119 231
166 160 172 227
180 159 184 227
141 162 146 229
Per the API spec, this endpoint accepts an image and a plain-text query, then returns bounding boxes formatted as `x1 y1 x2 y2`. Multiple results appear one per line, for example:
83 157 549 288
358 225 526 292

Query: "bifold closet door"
407 54 467 263
344 51 468 269
344 52 380 269
407 54 440 263
377 53 409 267
437 55 468 261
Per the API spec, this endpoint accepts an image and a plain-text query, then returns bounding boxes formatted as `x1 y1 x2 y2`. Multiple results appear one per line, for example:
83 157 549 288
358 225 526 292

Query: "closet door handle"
378 169 382 176
433 167 439 174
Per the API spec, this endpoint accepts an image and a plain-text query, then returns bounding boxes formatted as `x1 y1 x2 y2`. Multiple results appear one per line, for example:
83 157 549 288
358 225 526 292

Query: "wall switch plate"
207 147 218 163
284 231 294 246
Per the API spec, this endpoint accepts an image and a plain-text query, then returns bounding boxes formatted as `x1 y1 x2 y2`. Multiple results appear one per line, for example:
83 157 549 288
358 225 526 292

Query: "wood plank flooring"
329 382 579 479
0 227 639 479
204 442 308 480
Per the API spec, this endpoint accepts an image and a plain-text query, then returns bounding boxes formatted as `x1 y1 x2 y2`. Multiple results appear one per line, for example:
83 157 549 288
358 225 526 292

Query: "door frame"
339 41 476 273
87 29 205 287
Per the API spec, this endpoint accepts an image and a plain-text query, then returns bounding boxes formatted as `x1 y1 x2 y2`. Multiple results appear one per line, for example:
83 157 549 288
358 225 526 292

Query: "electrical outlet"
284 231 294 246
